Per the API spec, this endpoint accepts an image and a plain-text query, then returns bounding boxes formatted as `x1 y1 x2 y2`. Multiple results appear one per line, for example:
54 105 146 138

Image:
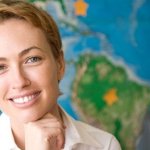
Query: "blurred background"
5 0 150 149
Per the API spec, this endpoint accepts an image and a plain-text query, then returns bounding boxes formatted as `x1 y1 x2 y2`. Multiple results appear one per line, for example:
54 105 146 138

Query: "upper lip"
8 90 41 100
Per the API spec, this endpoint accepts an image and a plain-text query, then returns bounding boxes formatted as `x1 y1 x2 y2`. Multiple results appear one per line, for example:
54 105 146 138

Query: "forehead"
0 18 44 41
0 19 51 55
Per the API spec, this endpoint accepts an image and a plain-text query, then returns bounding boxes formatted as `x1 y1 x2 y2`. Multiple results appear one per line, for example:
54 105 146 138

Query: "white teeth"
13 95 34 104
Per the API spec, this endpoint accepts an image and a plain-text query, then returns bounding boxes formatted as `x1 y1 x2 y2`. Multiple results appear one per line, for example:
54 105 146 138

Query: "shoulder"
0 113 10 137
0 113 9 128
0 113 18 149
60 107 121 150
75 120 121 150
0 113 10 146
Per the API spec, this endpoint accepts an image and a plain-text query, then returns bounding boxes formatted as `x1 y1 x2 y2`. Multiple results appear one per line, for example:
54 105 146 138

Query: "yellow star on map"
74 0 89 16
103 88 118 106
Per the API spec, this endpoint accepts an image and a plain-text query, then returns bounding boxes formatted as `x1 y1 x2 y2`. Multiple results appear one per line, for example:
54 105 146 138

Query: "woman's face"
0 19 64 123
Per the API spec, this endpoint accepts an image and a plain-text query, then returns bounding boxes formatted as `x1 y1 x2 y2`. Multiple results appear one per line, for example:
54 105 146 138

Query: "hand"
24 113 65 150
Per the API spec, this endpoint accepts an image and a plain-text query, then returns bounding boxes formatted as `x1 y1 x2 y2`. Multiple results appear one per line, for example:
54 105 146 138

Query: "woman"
0 0 121 150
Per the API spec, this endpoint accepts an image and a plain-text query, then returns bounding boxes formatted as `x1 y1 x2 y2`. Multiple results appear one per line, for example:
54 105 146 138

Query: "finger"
43 136 57 150
56 131 65 149
48 127 65 148
34 119 65 131
42 112 55 119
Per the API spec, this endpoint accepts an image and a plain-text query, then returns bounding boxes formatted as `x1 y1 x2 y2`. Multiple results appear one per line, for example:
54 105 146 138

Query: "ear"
57 50 65 81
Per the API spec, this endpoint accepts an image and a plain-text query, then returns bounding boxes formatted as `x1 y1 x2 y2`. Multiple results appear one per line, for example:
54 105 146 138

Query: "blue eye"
25 56 42 64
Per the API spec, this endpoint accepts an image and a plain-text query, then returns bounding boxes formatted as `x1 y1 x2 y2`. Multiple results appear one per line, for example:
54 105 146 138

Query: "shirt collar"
1 107 104 150
60 107 104 149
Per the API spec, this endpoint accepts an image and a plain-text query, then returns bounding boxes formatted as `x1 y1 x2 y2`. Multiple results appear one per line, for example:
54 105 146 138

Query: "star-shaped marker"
74 0 89 16
103 88 118 106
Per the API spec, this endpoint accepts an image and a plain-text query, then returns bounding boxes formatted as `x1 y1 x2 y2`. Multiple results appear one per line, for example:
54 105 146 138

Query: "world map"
2 0 150 149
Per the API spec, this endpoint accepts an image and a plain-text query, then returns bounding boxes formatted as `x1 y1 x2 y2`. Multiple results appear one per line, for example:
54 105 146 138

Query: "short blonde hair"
0 0 62 58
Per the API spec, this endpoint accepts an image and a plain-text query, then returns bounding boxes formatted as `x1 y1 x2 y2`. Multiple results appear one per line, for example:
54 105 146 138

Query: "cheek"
26 66 59 91
0 78 9 100
0 87 9 113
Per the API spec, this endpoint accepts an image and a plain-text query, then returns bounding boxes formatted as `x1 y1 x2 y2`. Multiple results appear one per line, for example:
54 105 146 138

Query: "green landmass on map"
71 53 150 150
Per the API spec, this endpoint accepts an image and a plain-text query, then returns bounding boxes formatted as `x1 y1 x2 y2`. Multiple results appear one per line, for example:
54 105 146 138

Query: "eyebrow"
0 46 42 61
19 46 42 57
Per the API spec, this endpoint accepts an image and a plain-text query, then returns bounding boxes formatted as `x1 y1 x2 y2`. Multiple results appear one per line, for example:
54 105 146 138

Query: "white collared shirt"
0 108 121 150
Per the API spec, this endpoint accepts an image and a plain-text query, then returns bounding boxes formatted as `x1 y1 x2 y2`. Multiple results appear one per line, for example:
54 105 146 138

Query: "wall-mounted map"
26 0 150 149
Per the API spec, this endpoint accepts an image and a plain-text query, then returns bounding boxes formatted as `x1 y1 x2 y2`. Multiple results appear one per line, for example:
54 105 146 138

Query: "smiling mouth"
10 91 41 104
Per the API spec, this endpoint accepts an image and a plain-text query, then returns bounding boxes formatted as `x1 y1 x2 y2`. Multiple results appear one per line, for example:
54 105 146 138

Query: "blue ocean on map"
56 0 150 119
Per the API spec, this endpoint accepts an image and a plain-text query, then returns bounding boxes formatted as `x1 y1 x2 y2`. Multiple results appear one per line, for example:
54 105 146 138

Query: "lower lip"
9 91 41 109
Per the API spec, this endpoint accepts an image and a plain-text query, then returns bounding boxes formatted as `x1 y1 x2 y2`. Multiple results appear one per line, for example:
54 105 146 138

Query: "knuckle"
56 128 62 134
56 121 61 127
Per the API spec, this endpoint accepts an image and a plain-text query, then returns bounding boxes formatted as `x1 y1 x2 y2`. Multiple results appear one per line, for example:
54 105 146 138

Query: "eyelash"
0 65 7 71
25 56 42 64
0 64 8 75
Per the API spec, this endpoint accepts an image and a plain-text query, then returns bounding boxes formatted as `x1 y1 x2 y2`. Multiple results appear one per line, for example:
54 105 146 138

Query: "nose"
10 66 31 90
